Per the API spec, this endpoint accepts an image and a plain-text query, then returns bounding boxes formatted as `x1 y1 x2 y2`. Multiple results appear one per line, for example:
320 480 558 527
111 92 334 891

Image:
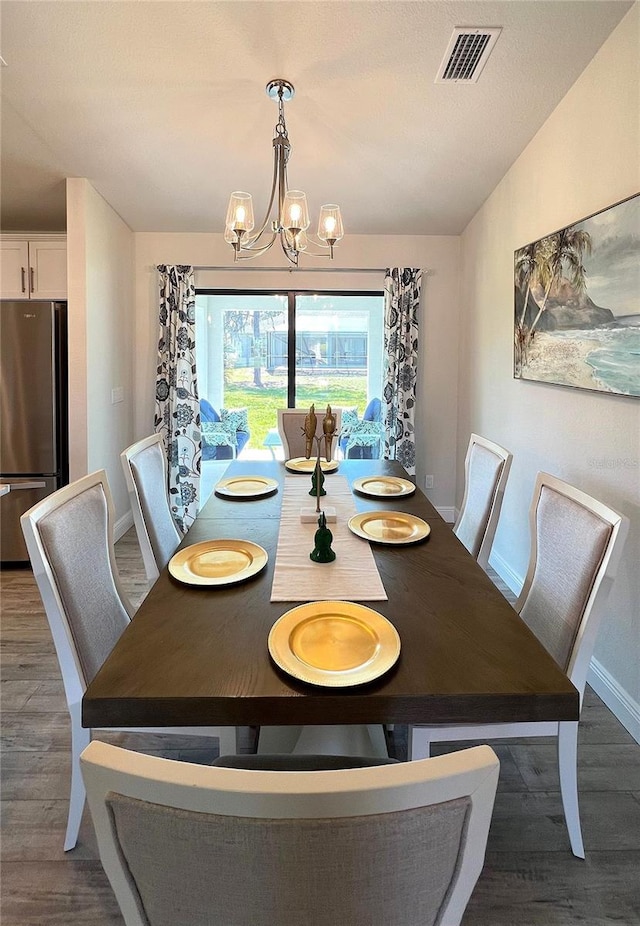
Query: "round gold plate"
168 540 268 587
285 457 339 474
268 601 400 687
215 475 279 498
352 476 416 498
348 510 430 545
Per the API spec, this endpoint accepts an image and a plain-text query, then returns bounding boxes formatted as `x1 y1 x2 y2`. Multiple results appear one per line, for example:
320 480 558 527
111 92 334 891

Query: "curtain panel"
155 265 201 531
382 268 422 476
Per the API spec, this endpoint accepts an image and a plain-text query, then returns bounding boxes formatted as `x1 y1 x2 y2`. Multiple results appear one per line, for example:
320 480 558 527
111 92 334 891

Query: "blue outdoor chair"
200 400 250 461
340 398 383 460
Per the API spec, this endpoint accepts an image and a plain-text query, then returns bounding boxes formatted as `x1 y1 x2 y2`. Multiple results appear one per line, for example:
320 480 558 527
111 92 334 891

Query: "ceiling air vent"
435 27 501 83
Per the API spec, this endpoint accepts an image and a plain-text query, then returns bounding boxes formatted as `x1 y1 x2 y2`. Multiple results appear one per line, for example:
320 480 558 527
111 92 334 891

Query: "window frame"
196 288 383 408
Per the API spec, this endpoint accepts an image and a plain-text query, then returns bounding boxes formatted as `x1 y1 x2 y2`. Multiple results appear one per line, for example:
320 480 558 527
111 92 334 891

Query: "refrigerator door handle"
2 481 47 491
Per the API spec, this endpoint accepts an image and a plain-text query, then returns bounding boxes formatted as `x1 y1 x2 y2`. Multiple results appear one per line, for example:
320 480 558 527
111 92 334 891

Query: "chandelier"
224 79 344 266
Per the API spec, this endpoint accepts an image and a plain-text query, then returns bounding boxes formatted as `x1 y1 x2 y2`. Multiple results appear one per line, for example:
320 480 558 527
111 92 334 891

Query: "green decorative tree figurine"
310 463 326 498
310 512 336 563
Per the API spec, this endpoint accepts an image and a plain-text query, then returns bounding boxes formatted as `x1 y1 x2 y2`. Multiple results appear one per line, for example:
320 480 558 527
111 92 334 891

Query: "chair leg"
65 705 91 851
558 720 585 859
217 727 237 757
408 726 432 761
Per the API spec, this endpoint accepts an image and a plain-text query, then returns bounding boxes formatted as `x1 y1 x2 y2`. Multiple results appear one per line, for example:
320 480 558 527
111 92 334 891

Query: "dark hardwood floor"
1 528 639 925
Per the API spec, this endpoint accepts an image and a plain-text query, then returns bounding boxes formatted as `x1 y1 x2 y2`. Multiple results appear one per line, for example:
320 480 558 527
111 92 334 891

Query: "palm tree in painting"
514 239 547 368
515 240 543 329
528 228 592 336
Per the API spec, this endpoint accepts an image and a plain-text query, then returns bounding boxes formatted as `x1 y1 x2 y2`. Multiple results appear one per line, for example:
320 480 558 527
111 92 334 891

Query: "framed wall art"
514 193 639 397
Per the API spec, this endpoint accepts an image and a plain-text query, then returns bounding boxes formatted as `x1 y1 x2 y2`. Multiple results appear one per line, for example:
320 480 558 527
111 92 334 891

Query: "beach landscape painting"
514 193 639 397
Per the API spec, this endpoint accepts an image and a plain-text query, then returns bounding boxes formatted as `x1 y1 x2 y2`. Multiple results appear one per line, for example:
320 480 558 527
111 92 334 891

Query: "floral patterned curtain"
155 265 200 531
382 268 422 475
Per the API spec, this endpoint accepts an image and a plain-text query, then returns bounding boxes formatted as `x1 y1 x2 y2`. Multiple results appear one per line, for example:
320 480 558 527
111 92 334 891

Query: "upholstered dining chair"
20 471 237 851
81 739 499 926
121 434 182 582
410 472 629 858
453 433 513 570
277 406 343 461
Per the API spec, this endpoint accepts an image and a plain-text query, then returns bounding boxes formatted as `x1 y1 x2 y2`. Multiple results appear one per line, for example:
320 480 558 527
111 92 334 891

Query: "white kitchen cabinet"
1 237 67 300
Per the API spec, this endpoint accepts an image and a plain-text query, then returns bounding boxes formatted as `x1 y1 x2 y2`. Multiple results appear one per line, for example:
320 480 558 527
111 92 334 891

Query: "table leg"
257 724 388 758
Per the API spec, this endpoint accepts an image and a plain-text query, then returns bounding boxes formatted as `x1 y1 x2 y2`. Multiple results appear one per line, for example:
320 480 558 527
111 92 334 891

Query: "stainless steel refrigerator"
1 300 68 563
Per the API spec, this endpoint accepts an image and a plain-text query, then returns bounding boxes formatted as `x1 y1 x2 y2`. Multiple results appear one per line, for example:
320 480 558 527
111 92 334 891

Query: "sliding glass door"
195 290 383 459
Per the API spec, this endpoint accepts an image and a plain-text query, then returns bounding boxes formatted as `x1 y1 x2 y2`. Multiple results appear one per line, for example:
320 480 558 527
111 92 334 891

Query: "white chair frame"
81 740 499 926
453 433 513 570
277 406 343 461
411 472 629 858
121 434 182 582
21 471 236 851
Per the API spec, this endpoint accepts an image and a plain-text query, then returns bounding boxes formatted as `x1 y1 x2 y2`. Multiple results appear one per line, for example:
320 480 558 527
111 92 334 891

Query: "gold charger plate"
268 600 400 687
285 457 339 474
168 540 268 587
215 475 279 499
352 475 416 498
348 510 430 545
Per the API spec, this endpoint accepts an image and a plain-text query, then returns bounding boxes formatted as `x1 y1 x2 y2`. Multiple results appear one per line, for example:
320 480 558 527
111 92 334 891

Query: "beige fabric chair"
81 739 499 926
20 471 236 851
453 433 513 570
411 472 629 858
121 434 182 582
277 406 343 461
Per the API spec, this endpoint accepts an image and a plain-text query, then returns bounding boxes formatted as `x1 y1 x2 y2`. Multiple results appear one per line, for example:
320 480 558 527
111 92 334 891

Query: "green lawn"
224 367 368 447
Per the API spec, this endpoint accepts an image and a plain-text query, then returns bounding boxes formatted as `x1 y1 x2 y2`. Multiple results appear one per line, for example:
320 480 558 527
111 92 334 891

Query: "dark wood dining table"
82 459 579 730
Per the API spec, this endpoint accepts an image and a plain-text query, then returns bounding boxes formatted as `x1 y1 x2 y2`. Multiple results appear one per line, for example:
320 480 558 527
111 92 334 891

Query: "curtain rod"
194 265 388 274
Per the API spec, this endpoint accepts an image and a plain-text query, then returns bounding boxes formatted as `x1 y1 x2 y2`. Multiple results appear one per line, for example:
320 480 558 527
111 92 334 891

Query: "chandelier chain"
276 86 289 140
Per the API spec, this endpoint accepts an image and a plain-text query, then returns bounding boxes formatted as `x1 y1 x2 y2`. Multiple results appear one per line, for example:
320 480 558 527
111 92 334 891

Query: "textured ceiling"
0 1 632 235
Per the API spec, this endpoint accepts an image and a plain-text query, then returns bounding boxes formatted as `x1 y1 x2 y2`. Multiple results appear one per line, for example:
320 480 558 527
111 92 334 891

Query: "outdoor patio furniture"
200 400 250 460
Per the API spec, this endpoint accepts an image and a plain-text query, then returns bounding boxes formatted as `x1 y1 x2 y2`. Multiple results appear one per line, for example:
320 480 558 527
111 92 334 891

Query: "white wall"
458 6 640 736
66 179 135 529
134 232 461 512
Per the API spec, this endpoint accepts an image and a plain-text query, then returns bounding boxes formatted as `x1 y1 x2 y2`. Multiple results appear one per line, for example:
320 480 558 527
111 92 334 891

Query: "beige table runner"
270 475 387 602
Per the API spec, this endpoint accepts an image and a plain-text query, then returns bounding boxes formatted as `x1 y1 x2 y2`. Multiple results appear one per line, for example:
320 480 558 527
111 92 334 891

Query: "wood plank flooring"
2 528 639 925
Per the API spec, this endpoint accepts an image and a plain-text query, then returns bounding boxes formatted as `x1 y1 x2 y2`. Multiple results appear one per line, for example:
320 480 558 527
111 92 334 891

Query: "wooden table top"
82 459 578 729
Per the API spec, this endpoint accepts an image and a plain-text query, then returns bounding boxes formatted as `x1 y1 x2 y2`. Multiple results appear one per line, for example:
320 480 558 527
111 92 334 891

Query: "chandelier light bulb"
318 204 344 242
282 190 310 232
225 192 254 233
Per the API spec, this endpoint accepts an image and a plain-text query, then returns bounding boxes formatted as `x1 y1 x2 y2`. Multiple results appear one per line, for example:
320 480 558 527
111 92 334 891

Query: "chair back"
277 407 343 461
454 434 513 569
363 397 382 422
82 740 499 926
516 472 628 702
121 435 182 581
20 471 133 707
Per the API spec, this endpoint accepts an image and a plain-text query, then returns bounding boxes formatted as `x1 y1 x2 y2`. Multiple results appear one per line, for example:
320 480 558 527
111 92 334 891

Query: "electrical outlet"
425 475 434 489
111 386 124 405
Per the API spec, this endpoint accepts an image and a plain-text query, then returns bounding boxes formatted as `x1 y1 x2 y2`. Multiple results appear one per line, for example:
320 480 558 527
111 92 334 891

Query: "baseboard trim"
435 506 456 524
588 658 640 745
114 510 134 542
488 549 523 595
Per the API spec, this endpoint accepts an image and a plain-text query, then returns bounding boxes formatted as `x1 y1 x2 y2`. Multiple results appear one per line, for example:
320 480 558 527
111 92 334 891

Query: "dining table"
82 458 579 735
